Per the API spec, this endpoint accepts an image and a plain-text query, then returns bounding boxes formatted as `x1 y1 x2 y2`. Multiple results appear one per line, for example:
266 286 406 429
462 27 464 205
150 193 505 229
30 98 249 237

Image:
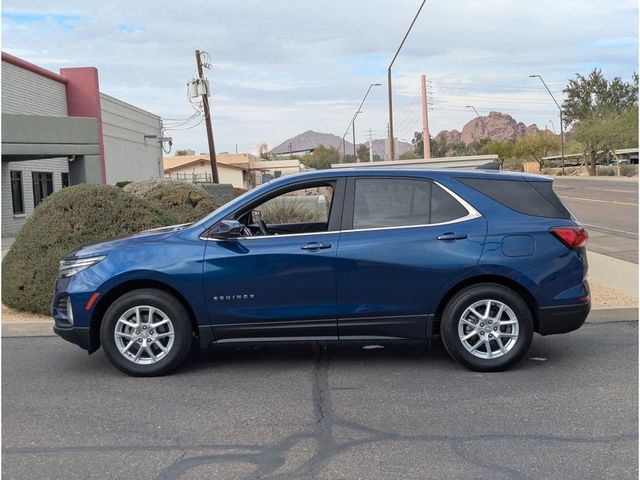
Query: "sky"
2 0 638 154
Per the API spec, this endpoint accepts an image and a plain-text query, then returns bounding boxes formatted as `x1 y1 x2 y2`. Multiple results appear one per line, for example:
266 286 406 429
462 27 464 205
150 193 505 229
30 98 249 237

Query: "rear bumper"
537 301 590 335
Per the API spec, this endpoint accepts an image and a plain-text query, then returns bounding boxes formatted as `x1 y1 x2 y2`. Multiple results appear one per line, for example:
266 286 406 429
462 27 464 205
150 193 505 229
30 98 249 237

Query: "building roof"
2 51 68 84
331 154 500 169
163 155 245 172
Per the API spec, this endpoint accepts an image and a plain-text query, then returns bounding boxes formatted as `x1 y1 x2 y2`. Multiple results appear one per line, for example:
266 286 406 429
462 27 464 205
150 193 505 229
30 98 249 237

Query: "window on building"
61 172 70 188
32 172 54 207
10 171 24 215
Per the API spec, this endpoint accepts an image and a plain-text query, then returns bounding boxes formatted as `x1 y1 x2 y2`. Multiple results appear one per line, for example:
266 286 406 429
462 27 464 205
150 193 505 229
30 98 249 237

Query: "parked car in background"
52 169 590 376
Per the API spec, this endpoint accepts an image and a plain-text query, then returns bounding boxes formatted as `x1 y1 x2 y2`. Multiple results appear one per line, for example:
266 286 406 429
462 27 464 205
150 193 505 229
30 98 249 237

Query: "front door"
336 176 487 339
202 180 344 341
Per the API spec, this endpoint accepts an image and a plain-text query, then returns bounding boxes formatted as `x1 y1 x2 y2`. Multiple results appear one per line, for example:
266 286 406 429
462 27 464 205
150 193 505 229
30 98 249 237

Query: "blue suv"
52 169 590 376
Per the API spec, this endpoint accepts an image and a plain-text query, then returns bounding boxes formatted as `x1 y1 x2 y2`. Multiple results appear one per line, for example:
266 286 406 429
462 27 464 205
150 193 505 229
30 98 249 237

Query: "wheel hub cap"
457 299 519 360
114 306 175 365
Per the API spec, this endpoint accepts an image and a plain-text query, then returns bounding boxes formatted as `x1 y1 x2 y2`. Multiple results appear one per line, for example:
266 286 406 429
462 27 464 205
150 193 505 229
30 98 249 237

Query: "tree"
562 69 638 125
562 70 638 175
357 144 370 162
430 135 449 157
175 149 190 156
412 131 424 156
258 143 270 160
399 151 419 160
573 107 639 176
300 145 340 170
480 140 514 163
513 132 560 169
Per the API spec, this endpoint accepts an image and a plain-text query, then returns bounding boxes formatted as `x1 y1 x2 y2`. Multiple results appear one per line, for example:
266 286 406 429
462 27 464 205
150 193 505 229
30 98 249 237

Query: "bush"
129 182 222 223
1 185 175 315
502 157 524 172
115 181 132 188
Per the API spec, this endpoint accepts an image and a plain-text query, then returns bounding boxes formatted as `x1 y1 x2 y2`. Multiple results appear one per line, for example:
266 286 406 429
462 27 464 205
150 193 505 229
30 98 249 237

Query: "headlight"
59 256 106 278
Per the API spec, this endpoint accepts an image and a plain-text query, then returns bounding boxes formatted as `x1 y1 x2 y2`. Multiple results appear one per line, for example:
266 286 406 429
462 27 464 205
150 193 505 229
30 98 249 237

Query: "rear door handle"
300 242 332 251
437 232 468 241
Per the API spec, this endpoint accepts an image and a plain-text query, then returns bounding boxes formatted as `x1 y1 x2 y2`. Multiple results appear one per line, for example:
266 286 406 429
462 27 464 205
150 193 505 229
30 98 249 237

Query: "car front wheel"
100 288 193 376
440 283 534 371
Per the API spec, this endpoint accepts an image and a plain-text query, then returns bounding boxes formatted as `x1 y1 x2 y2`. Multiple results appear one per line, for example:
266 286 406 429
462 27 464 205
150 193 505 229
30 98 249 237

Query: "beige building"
163 155 246 189
163 153 308 189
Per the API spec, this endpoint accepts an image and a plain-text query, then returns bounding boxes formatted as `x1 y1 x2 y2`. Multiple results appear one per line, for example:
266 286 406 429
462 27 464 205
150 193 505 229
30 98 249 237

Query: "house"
163 154 307 189
1 51 163 236
163 155 247 189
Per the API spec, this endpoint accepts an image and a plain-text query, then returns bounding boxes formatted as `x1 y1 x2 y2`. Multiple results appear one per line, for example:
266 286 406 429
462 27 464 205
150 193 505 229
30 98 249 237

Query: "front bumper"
537 301 591 335
53 324 91 351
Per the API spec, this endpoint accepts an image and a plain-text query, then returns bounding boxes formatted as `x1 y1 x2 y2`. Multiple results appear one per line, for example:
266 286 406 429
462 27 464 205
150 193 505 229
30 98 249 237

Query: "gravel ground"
2 280 636 324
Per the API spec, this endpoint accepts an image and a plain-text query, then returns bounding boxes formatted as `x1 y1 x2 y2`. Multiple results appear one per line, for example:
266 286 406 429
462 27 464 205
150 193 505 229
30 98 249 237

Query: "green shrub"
115 181 132 188
142 183 221 223
2 185 175 315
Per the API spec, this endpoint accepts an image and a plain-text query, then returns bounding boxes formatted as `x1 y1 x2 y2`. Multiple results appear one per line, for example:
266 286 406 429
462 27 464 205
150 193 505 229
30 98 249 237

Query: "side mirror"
210 220 243 239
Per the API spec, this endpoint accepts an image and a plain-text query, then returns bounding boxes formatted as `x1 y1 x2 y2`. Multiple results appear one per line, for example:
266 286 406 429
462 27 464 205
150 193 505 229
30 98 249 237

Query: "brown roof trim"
2 51 68 84
164 158 245 173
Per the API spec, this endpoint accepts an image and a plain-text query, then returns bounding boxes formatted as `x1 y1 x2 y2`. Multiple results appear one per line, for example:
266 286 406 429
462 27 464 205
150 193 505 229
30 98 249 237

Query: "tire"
440 283 533 372
100 288 193 376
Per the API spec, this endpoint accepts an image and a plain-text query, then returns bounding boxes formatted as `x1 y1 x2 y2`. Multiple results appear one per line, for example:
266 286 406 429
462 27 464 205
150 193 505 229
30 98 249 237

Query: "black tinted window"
431 183 469 223
458 177 571 219
353 178 430 229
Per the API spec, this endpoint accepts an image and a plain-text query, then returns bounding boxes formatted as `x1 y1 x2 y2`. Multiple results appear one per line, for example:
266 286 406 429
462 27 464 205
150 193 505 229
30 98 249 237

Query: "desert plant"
2 185 175 315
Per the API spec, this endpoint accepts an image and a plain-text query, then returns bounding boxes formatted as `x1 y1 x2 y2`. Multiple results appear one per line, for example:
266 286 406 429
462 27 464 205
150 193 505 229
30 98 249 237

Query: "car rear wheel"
440 283 533 371
100 289 193 376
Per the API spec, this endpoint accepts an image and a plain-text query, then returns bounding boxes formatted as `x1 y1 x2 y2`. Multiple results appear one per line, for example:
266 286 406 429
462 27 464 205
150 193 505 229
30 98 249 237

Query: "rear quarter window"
457 177 572 219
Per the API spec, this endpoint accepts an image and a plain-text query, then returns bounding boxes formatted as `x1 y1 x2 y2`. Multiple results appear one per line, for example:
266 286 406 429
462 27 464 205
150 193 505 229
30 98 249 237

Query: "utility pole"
368 128 375 162
195 49 219 183
421 74 431 160
388 0 428 161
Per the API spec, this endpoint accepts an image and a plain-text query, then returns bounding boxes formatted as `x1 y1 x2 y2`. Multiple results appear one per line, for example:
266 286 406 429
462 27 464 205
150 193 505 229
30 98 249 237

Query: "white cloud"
2 0 637 151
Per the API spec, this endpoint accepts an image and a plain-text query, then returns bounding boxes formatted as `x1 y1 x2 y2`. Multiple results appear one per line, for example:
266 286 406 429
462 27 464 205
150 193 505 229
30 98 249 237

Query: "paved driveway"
2 322 638 479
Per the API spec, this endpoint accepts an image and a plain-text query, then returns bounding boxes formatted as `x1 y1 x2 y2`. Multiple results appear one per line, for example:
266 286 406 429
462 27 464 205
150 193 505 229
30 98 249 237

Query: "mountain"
270 130 351 155
270 129 413 160
436 112 541 145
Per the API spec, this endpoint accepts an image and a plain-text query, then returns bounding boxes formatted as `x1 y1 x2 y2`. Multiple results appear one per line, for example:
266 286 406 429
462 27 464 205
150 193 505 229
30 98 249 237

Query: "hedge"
2 185 175 315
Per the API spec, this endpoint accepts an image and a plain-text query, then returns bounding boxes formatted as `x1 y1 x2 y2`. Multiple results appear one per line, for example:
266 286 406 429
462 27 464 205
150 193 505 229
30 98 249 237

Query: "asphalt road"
553 177 638 263
2 323 638 480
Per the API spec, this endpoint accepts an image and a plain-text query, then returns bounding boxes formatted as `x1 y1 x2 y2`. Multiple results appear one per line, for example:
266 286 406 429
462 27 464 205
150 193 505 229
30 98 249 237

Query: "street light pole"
387 0 427 161
465 105 488 140
530 74 565 175
352 83 381 160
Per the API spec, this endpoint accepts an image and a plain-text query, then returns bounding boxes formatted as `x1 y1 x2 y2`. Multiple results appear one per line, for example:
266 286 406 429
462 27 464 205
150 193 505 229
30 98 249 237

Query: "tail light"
549 226 588 249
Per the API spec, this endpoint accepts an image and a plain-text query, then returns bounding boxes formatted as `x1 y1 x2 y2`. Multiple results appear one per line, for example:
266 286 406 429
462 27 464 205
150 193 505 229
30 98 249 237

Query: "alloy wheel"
114 306 175 365
457 299 519 360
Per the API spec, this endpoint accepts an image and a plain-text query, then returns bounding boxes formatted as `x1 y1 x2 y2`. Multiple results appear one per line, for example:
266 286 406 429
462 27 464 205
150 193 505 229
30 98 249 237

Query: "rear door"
336 176 487 339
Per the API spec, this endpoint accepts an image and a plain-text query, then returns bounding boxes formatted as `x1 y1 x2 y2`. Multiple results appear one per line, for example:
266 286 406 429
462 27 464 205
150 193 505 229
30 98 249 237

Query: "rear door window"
350 178 471 229
352 178 430 229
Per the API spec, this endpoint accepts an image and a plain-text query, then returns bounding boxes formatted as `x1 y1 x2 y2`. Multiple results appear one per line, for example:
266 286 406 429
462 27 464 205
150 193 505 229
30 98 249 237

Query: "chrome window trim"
201 180 481 241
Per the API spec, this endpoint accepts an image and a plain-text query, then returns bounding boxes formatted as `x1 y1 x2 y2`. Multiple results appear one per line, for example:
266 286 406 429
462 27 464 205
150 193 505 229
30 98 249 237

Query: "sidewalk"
588 250 639 298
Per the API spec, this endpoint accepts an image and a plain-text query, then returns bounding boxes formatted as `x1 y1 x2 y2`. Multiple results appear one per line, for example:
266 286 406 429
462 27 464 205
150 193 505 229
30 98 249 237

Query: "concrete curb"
2 308 638 338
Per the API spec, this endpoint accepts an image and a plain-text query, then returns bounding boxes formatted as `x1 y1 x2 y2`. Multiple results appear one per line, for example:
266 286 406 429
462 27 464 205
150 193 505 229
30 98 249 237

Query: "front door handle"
301 242 332 251
437 232 468 241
